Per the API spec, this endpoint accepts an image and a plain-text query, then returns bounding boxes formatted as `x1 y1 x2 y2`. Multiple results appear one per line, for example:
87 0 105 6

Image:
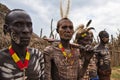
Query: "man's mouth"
21 37 30 41
64 34 72 37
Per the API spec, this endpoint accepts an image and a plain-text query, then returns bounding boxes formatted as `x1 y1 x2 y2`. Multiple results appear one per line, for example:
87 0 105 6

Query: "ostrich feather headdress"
75 20 95 40
60 0 70 18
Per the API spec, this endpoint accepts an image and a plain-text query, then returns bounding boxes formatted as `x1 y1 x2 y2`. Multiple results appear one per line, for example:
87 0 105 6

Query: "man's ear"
3 24 9 35
56 28 59 33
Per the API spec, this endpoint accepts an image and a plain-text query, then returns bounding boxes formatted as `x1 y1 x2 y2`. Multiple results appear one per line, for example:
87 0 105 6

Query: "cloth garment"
0 47 44 80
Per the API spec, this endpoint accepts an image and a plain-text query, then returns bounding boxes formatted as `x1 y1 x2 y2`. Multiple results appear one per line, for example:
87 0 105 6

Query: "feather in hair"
75 24 84 33
87 27 95 32
86 19 92 27
60 0 63 18
65 0 70 18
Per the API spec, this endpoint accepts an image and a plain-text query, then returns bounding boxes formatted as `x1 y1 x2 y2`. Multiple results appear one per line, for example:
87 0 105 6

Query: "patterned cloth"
44 42 81 80
0 47 44 80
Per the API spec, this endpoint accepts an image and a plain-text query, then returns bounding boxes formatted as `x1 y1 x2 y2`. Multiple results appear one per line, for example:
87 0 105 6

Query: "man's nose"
66 27 71 32
23 25 29 32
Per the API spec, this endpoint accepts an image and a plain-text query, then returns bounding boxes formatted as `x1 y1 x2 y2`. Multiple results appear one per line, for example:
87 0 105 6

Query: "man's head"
56 18 74 41
99 30 109 44
3 9 33 46
75 24 94 46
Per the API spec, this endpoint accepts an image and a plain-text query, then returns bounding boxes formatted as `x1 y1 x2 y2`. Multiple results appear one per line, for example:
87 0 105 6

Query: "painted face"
58 19 74 40
8 11 33 46
101 35 109 44
100 31 109 44
102 37 109 44
77 31 93 46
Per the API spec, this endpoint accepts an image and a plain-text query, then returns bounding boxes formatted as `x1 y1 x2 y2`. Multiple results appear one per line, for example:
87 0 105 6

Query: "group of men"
75 23 111 80
0 9 111 80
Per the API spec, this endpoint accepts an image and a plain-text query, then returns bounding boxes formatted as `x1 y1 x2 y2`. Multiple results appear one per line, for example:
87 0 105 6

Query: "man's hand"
84 45 95 61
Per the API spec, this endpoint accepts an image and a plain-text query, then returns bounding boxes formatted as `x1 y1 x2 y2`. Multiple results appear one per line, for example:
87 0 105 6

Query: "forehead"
101 32 109 37
8 11 32 23
59 19 73 26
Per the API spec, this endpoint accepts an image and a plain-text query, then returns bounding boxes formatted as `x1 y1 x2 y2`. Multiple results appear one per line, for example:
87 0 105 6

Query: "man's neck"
11 42 27 59
98 41 106 49
60 39 70 49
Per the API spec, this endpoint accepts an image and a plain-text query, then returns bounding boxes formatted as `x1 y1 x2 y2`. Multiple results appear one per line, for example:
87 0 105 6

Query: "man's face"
58 19 74 40
77 32 93 46
8 11 33 46
102 37 109 44
101 33 109 44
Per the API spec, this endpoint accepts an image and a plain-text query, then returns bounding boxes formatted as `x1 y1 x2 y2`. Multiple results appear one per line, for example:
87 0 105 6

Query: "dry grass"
111 66 120 80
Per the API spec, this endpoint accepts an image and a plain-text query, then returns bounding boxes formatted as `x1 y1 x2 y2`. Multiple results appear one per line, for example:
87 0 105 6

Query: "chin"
64 38 71 41
20 42 30 47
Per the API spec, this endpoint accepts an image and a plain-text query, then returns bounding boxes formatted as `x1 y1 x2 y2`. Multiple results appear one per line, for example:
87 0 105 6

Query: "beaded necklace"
58 43 74 65
9 45 30 70
9 45 30 80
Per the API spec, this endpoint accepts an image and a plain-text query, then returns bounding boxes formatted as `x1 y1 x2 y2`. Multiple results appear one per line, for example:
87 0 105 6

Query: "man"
75 22 98 80
75 27 111 80
44 17 95 80
95 30 111 80
0 9 44 80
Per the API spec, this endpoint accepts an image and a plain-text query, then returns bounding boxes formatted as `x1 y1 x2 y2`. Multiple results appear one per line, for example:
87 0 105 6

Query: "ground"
111 66 120 80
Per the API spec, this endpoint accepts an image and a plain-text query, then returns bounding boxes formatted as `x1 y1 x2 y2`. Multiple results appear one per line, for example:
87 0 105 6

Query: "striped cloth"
0 47 44 80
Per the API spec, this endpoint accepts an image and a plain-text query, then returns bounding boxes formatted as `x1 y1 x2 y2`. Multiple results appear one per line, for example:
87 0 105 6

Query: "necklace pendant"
70 60 74 65
65 57 68 61
23 69 27 80
66 57 69 63
64 58 68 65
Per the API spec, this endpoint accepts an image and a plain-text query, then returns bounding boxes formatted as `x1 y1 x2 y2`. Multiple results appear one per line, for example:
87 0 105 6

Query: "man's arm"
78 45 95 78
78 58 91 79
43 46 52 80
39 51 45 80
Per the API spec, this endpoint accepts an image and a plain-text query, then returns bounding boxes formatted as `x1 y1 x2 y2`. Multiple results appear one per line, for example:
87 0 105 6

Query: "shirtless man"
75 28 111 80
75 23 98 80
44 17 95 80
95 30 111 80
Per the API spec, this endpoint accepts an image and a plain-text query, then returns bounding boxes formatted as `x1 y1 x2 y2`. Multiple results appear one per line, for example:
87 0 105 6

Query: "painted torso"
44 42 81 80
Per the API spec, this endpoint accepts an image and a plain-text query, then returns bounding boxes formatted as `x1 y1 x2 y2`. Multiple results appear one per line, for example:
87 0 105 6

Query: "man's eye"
62 26 67 29
27 22 32 27
62 26 73 30
69 26 73 29
14 22 23 27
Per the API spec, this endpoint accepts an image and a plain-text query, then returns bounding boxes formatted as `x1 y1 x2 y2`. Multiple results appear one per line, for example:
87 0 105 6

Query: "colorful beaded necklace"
9 45 30 70
58 43 74 62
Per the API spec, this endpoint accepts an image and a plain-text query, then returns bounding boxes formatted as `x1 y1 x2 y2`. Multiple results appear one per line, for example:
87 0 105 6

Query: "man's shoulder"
0 48 9 56
44 42 59 50
28 48 43 57
0 48 10 63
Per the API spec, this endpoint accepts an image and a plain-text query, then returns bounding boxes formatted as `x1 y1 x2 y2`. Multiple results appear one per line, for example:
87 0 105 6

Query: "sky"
1 0 120 41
